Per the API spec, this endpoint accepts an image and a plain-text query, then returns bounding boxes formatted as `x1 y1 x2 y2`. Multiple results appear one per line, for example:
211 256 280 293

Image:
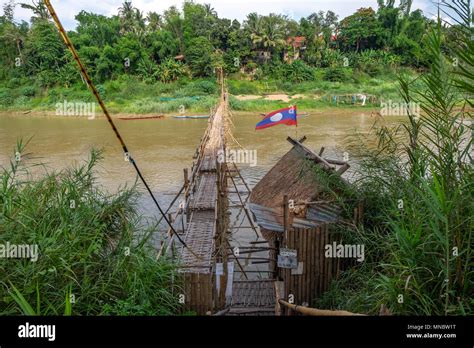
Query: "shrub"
280 60 316 83
181 80 218 96
0 88 13 106
227 80 259 95
19 86 36 97
323 67 349 82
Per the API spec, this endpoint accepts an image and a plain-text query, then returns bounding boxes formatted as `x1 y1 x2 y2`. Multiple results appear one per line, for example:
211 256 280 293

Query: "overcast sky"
3 0 439 30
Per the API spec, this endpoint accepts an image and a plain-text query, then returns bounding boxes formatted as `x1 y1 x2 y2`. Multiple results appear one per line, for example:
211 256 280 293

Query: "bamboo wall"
182 272 214 315
279 225 343 315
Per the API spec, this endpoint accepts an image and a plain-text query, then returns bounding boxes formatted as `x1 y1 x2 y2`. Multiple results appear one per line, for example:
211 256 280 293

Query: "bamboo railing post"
283 194 289 237
183 168 190 222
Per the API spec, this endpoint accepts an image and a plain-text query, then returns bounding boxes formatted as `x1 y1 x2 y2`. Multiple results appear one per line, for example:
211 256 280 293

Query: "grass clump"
0 142 181 315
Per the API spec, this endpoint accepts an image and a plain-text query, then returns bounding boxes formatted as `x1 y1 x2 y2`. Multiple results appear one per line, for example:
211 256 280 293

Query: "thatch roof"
250 136 348 209
249 136 351 232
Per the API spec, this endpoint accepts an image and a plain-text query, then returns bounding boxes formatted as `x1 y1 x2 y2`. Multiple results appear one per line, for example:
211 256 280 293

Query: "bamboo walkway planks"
226 280 276 316
179 211 216 273
179 101 226 274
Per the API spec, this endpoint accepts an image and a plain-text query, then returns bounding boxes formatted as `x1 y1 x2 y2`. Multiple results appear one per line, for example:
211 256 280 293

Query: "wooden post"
184 168 189 191
184 168 190 222
275 195 290 281
275 281 285 316
283 194 289 240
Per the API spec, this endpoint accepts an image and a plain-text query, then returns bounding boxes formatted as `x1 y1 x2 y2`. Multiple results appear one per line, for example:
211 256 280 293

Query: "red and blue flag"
256 106 297 130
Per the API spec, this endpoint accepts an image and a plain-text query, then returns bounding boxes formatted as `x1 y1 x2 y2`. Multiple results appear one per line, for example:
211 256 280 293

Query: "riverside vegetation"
1 0 435 114
314 1 473 315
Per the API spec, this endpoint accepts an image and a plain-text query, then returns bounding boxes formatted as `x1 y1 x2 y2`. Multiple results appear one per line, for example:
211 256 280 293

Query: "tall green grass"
0 142 181 315
316 4 473 315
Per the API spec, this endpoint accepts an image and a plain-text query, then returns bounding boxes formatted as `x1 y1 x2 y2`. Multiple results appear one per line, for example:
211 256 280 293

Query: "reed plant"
316 2 473 315
0 142 181 315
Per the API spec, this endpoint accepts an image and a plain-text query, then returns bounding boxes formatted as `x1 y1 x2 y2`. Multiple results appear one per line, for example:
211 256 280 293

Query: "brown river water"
0 111 402 267
0 111 403 212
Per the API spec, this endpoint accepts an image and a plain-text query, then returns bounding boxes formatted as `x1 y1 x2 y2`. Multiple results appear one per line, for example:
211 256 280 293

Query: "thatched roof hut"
249 136 357 235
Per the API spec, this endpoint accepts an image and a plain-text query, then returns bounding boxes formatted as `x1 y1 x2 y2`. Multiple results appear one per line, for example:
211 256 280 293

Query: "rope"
43 0 203 261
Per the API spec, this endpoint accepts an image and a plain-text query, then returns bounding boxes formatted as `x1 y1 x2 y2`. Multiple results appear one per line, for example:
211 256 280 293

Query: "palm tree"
118 1 134 19
118 1 135 33
133 8 145 32
19 0 50 21
203 4 217 18
250 14 286 60
146 11 162 31
244 12 261 37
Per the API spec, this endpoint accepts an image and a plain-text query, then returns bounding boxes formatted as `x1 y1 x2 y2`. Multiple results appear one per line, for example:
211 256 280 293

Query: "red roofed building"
284 36 306 63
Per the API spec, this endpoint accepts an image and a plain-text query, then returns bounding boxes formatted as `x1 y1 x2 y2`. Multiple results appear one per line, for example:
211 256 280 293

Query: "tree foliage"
0 0 438 88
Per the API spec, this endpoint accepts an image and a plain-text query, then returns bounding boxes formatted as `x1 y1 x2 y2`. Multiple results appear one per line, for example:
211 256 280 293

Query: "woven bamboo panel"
193 173 217 210
226 280 276 316
179 211 215 273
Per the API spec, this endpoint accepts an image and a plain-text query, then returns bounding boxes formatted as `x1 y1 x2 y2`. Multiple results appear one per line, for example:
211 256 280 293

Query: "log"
278 299 366 316
325 158 347 165
336 163 350 175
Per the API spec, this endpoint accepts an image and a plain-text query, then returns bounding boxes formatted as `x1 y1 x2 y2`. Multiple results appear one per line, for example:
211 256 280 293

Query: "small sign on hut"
277 248 298 269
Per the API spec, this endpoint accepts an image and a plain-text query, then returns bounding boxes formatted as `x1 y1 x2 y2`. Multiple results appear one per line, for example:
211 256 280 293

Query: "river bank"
0 103 380 119
0 74 409 115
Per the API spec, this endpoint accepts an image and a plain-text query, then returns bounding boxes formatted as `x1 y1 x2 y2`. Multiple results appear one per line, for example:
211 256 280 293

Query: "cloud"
5 0 436 29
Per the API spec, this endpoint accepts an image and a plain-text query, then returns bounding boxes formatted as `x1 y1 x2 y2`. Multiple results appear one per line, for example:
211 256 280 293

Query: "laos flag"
256 106 297 130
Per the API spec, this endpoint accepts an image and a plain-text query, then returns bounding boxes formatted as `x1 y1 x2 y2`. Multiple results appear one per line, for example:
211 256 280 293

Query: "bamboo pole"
278 299 366 316
227 166 259 238
287 137 334 170
226 240 248 280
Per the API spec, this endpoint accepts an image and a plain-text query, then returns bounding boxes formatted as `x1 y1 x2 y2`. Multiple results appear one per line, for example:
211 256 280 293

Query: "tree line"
0 0 437 89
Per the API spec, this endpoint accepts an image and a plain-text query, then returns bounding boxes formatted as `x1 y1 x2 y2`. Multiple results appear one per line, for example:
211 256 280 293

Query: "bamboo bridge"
44 0 365 317
156 70 360 316
156 70 277 315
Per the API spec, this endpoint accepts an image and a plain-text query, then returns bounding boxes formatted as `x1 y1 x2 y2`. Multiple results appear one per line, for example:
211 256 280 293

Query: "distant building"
284 36 306 63
255 50 272 63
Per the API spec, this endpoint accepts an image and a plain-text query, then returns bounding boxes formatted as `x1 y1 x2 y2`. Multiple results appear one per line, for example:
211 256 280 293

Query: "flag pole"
295 104 298 139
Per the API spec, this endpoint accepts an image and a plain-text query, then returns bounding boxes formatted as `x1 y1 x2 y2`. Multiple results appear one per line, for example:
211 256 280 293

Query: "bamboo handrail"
278 299 366 316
